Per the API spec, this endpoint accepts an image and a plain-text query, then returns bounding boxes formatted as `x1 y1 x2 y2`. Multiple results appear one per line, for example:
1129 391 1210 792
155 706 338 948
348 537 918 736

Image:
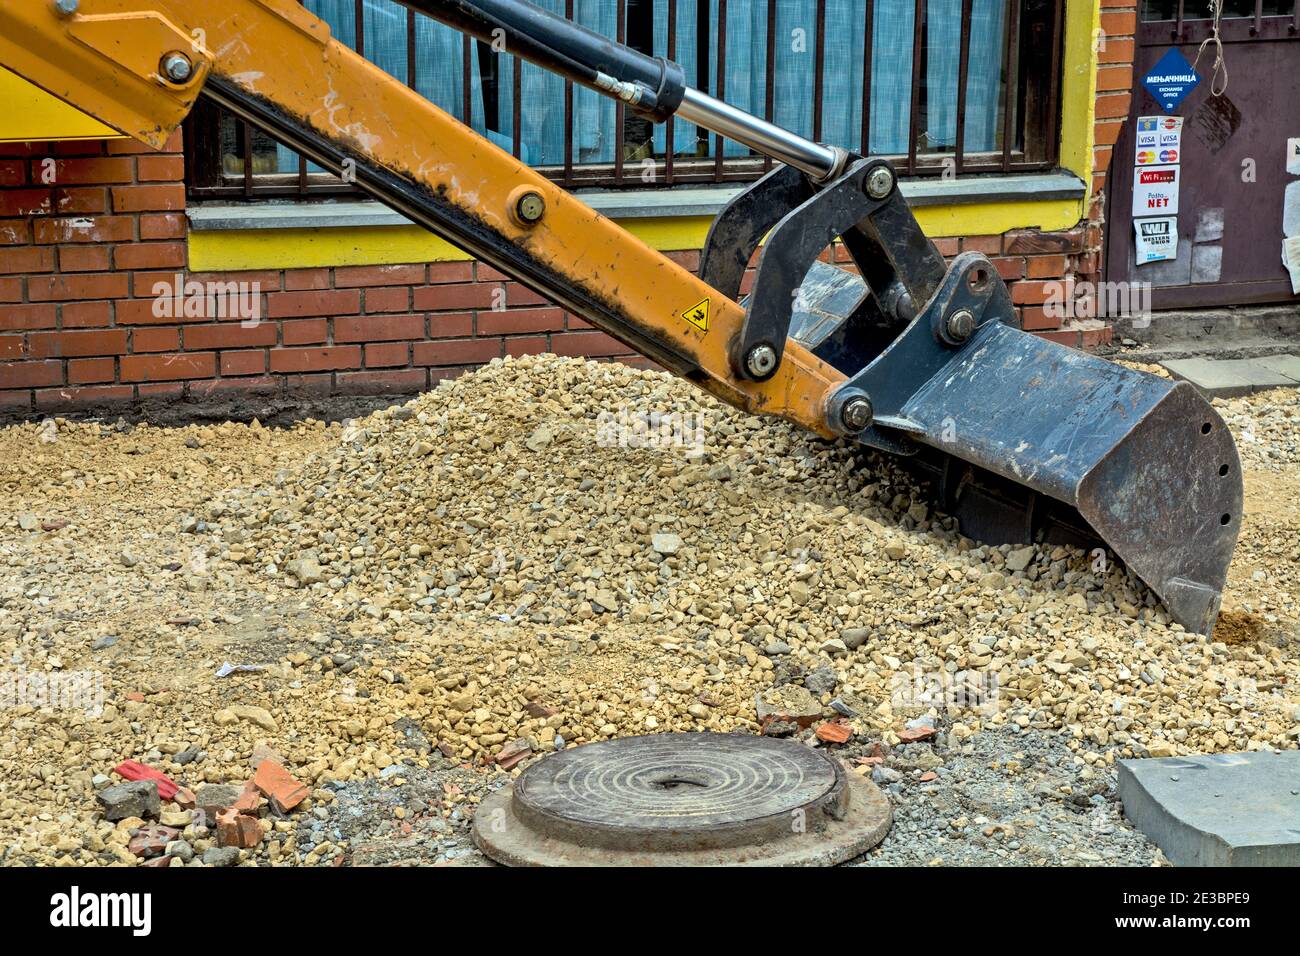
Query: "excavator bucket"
698 150 1243 637
787 259 1243 636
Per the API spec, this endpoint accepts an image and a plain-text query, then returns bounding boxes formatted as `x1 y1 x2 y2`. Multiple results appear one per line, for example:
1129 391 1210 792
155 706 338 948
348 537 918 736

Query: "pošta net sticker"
1133 165 1180 216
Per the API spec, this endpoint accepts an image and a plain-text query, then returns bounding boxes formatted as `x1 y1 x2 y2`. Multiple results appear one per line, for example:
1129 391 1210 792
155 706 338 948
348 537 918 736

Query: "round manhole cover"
472 733 891 866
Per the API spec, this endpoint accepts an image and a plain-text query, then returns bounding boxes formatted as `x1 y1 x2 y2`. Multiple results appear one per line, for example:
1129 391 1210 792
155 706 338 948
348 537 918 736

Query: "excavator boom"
0 0 1242 634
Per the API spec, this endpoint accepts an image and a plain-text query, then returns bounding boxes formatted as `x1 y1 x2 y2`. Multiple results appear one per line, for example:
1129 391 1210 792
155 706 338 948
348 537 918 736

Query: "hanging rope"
1191 0 1229 97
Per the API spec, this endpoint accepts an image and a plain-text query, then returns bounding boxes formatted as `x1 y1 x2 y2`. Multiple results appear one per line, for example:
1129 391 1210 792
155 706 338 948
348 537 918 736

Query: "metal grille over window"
187 0 1066 199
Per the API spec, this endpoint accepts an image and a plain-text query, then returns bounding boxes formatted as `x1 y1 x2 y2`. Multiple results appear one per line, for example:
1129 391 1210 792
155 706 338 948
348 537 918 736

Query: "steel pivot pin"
745 344 778 378
161 52 195 83
841 396 874 432
946 309 976 341
866 167 894 199
515 191 546 224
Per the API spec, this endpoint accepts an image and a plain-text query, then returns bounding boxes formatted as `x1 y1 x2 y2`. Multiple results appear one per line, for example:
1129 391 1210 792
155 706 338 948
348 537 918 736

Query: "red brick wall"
1088 1 1139 299
1 21 1133 415
0 131 646 413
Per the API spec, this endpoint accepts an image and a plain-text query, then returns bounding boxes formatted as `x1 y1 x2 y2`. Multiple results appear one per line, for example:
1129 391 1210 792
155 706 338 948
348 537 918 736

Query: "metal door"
1107 1 1300 309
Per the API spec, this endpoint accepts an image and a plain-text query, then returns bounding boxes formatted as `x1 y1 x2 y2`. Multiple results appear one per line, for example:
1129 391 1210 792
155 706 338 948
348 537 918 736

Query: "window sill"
187 171 1087 232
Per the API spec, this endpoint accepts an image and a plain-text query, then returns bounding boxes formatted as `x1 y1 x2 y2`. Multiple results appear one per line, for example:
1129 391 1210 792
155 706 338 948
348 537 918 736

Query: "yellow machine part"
0 67 120 142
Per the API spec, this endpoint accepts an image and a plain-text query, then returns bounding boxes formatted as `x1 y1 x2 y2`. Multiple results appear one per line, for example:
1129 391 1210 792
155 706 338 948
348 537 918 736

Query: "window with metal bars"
186 0 1066 200
1140 0 1296 20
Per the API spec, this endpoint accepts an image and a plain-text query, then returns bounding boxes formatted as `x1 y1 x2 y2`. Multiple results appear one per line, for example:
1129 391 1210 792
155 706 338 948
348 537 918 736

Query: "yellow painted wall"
0 67 120 142
189 0 1101 272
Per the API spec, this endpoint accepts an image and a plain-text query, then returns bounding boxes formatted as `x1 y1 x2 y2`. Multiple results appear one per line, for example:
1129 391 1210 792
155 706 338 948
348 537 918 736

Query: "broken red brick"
127 824 179 858
814 722 852 744
494 737 532 769
919 771 938 782
523 700 555 719
124 692 146 703
173 787 196 810
252 760 309 812
232 782 261 814
896 726 938 744
41 519 69 531
140 855 173 867
113 760 180 800
215 808 262 848
498 751 530 771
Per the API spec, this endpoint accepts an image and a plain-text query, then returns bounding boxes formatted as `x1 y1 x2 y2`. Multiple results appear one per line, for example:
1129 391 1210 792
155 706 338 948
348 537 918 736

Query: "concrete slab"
1162 358 1257 397
1161 356 1298 397
1118 751 1300 866
1256 354 1300 385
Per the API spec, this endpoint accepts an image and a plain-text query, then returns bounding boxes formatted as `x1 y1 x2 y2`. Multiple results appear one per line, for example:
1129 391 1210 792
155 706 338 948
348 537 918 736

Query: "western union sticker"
681 297 710 332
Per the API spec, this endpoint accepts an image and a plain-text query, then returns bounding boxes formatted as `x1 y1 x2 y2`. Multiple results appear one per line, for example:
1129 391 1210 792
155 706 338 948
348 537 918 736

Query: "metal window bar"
953 0 973 174
1000 0 1021 173
763 0 776 174
614 0 627 185
190 0 1063 198
563 0 575 188
665 0 678 184
906 0 926 175
713 0 727 184
1043 0 1064 169
512 54 523 159
812 0 826 143
860 0 874 155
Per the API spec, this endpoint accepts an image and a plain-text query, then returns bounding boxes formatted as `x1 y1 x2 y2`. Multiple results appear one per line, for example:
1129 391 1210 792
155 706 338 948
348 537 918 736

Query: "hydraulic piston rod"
404 0 843 180
676 87 843 180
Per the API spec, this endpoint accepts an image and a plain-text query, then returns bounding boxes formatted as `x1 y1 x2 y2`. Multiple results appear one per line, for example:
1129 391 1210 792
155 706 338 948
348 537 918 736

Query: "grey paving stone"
1161 358 1256 397
1255 354 1300 384
1161 357 1297 397
1118 751 1300 866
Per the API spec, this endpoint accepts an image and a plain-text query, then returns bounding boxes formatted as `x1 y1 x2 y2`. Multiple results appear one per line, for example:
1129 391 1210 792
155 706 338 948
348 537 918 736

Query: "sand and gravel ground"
0 354 1295 866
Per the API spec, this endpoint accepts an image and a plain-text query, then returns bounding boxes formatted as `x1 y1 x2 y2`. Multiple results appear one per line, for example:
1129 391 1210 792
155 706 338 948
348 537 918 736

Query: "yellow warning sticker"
681 297 710 333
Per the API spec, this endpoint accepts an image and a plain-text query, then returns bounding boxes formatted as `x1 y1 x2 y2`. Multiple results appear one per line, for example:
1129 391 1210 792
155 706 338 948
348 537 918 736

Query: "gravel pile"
0 353 1296 866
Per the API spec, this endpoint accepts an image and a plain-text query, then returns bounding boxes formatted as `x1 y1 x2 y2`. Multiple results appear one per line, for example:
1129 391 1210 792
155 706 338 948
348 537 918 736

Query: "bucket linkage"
703 159 1242 636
